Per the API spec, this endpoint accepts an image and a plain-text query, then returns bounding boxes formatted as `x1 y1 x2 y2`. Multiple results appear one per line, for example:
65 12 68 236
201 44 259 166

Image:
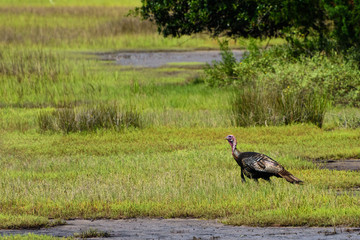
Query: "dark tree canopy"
323 0 360 50
135 0 325 39
135 0 360 51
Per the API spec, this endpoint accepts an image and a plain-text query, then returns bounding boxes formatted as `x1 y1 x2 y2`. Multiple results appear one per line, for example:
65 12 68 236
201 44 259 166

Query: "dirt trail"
1 219 359 240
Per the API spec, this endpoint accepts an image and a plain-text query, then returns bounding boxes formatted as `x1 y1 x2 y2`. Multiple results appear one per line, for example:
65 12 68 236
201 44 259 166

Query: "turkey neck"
232 148 241 160
232 147 243 168
230 139 241 160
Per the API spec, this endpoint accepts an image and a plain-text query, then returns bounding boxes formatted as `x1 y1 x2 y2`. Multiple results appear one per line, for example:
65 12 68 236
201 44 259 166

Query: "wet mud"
98 50 244 68
317 159 360 171
1 219 360 240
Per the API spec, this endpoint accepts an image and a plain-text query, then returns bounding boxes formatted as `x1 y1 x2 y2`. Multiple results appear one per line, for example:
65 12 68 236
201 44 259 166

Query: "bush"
38 104 142 133
204 40 238 87
206 44 360 106
205 43 360 128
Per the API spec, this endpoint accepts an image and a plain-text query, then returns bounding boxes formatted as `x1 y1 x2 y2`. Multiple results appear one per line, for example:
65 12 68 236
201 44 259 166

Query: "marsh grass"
38 105 142 133
0 4 283 50
1 0 141 7
0 6 222 50
1 125 360 227
325 107 360 129
0 47 90 107
0 234 72 240
73 228 110 238
0 46 229 110
0 214 64 229
1 0 360 230
231 86 329 127
0 7 156 48
0 48 71 81
0 45 235 129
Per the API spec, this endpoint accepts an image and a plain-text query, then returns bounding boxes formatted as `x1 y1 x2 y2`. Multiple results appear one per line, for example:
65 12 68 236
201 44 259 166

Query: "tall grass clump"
325 107 360 129
232 87 329 127
73 228 111 238
38 104 142 133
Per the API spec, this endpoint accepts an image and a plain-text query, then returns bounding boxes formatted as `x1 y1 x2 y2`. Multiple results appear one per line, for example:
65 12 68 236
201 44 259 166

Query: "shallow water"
1 219 359 240
99 50 244 68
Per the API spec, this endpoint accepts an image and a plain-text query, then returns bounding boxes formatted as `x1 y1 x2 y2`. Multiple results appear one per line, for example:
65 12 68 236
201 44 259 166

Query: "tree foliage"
135 1 324 38
135 0 360 51
323 0 360 50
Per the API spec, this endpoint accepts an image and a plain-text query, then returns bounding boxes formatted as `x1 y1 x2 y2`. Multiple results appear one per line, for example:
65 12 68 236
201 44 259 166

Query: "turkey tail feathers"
278 169 303 184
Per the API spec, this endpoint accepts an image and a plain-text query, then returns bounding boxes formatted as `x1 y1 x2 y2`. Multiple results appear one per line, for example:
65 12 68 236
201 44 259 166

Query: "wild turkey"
225 135 303 184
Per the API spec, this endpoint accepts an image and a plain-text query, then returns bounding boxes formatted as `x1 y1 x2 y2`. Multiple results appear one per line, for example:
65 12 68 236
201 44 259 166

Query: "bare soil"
1 219 360 240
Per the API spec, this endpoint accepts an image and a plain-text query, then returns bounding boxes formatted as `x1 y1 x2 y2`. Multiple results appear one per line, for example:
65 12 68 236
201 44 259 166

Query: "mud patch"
1 219 360 240
317 159 360 171
98 50 244 68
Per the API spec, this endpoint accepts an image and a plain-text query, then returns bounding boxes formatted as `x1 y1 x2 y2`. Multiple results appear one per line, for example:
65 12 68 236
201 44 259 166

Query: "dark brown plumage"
225 135 303 184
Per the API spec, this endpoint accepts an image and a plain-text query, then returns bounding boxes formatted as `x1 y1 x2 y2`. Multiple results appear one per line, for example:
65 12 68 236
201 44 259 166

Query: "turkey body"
226 135 303 184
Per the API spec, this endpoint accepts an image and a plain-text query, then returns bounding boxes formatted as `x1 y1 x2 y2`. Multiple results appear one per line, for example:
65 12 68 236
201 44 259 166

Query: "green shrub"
203 40 239 87
206 44 360 106
38 105 142 133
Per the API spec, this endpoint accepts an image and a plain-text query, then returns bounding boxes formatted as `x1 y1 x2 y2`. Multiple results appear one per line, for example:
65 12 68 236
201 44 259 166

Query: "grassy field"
0 0 141 6
0 234 69 240
0 0 360 237
0 1 282 50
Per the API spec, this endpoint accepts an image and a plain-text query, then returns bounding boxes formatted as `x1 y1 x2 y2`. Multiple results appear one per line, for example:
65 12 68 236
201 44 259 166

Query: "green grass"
0 0 359 230
231 86 329 128
73 228 110 238
37 105 142 133
0 4 284 50
0 234 71 240
0 126 360 227
0 0 141 7
1 45 360 227
0 5 218 50
0 214 64 229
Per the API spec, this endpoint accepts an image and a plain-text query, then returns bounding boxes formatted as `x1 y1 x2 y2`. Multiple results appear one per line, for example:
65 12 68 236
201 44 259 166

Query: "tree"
134 0 360 52
135 0 325 39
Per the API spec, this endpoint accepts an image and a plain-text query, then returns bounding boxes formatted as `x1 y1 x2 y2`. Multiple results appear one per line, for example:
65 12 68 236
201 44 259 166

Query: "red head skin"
225 135 237 153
